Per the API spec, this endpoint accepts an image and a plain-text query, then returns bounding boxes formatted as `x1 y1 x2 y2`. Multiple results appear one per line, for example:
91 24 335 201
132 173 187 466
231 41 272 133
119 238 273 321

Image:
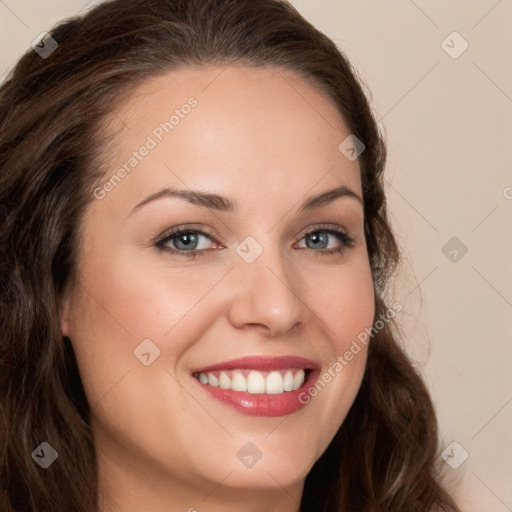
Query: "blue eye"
297 229 354 252
158 230 213 252
155 225 355 259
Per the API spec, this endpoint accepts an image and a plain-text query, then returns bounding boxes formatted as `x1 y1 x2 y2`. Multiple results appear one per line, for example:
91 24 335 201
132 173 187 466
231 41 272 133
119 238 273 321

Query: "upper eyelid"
156 225 219 246
297 223 350 238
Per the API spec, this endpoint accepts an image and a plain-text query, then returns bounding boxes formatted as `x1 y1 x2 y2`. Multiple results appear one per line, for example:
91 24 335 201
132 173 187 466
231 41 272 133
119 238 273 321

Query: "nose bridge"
226 234 307 336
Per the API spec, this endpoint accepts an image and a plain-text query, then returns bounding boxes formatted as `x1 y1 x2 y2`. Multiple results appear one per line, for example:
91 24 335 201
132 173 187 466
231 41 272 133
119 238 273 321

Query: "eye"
155 227 219 257
295 225 355 256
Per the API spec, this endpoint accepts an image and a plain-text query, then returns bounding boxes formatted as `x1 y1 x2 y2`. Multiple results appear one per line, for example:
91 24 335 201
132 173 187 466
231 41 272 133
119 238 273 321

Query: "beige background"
1 1 511 510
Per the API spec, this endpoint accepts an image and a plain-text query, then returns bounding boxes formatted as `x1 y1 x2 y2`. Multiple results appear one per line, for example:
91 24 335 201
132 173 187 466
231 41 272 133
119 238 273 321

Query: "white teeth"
208 372 218 387
247 370 266 394
231 371 247 392
265 371 283 394
283 370 294 391
293 369 305 391
197 368 308 394
219 371 231 389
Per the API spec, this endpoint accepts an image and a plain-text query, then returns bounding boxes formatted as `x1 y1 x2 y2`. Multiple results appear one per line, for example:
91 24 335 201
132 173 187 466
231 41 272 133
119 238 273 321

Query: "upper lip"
192 355 320 374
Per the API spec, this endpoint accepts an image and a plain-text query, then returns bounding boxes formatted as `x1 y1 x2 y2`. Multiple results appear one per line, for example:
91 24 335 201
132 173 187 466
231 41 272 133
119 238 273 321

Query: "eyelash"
154 224 355 260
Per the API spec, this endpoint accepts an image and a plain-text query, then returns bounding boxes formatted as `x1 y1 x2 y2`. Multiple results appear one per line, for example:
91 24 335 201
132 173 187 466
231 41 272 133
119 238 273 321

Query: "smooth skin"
60 65 375 512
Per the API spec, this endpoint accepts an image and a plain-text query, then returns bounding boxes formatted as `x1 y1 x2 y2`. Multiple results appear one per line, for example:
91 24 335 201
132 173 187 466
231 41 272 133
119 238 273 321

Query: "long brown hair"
0 1 460 510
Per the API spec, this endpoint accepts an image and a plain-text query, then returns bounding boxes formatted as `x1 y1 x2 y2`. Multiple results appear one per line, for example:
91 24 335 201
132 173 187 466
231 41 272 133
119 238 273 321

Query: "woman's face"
61 65 375 509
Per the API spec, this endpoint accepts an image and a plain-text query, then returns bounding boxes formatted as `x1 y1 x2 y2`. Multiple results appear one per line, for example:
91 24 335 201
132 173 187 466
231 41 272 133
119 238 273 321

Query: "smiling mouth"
192 368 313 395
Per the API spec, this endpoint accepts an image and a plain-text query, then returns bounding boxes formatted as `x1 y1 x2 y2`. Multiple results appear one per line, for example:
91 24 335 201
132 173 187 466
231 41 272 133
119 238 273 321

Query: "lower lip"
194 371 319 417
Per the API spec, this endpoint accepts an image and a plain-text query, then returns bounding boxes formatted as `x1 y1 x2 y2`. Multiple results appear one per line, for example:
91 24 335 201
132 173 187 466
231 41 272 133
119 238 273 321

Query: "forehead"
94 65 362 213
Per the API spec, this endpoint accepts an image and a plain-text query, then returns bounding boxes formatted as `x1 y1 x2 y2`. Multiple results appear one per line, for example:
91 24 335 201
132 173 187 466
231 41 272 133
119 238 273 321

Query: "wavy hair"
0 0 460 510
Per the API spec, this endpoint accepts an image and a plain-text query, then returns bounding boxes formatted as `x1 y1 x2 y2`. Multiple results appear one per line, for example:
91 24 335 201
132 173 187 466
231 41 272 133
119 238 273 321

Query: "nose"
226 245 308 338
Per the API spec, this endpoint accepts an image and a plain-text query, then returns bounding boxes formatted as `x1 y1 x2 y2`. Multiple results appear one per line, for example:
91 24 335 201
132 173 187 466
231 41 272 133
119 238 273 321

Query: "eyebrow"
129 184 363 216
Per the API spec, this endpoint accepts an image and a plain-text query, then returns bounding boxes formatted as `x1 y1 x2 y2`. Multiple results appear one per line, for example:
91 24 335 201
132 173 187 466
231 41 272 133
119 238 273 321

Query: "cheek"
333 268 374 350
75 245 228 339
303 253 375 352
66 255 225 453
67 251 229 393
296 254 375 442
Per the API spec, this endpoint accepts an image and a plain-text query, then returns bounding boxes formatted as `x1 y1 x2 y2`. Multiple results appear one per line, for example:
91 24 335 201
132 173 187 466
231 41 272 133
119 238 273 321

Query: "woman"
0 0 461 510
